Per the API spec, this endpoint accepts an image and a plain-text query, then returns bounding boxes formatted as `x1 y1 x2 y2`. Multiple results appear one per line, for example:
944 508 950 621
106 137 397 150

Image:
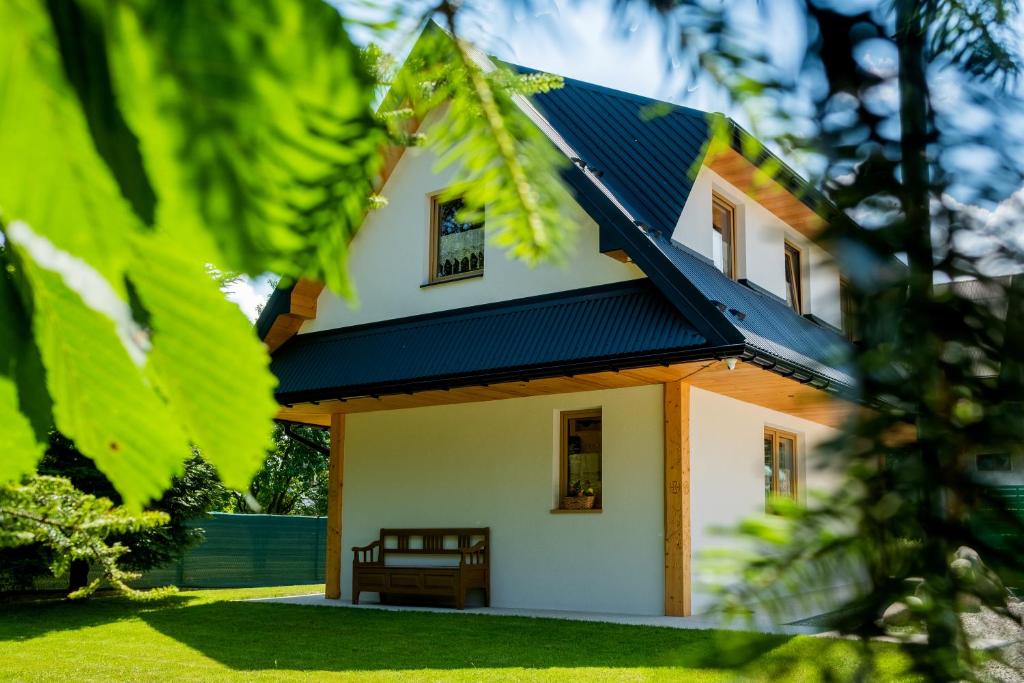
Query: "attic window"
784 242 802 313
429 196 484 284
711 195 735 279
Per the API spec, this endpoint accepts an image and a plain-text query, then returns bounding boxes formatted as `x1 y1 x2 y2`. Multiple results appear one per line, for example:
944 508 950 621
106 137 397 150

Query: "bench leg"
483 587 490 608
455 590 465 610
353 590 360 605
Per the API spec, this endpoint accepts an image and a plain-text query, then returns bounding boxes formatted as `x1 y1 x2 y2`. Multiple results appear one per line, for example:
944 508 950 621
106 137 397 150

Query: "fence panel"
136 513 327 588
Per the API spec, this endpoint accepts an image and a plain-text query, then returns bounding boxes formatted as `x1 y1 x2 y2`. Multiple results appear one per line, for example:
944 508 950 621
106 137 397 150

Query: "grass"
0 584 916 681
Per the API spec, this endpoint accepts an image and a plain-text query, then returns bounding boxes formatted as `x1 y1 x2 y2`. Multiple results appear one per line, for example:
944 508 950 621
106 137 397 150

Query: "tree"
0 1 570 509
0 434 232 594
236 423 331 516
0 475 173 600
622 0 1024 677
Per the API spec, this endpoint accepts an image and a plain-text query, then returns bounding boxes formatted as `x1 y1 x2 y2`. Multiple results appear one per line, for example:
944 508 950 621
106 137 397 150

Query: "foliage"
235 423 330 516
627 0 1024 678
0 1 571 512
0 585 915 681
568 480 595 498
0 475 174 600
0 435 232 592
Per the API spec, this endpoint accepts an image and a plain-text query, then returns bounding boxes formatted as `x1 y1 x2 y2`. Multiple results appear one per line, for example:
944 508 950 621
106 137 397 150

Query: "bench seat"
351 528 490 610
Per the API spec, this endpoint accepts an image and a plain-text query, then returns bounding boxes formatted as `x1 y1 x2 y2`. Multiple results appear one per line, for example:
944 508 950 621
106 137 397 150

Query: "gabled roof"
271 280 710 405
257 51 856 401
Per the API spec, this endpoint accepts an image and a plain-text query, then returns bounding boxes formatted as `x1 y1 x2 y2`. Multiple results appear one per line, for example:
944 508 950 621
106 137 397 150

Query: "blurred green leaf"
127 231 278 491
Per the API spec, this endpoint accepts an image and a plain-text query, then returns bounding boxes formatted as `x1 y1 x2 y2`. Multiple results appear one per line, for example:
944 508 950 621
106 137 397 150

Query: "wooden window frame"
840 277 857 340
784 241 803 314
711 194 737 280
428 194 484 285
764 427 799 506
557 408 603 512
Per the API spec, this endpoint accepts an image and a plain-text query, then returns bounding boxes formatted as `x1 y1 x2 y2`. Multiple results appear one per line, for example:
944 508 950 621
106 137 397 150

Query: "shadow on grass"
137 600 791 673
0 592 196 643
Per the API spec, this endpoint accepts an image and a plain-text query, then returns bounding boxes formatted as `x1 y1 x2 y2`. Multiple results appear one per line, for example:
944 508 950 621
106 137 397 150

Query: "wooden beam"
325 413 345 600
264 279 325 353
664 380 692 616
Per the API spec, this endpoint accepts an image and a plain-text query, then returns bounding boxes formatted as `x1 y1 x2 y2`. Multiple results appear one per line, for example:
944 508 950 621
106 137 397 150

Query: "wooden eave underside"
705 146 826 240
277 359 855 429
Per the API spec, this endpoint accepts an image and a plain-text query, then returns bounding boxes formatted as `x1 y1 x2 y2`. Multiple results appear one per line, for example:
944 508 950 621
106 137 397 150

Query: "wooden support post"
664 380 692 616
325 413 345 599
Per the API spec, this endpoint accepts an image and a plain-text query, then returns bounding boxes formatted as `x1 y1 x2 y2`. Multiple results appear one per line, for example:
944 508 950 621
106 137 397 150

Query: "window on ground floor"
764 427 798 509
558 409 602 511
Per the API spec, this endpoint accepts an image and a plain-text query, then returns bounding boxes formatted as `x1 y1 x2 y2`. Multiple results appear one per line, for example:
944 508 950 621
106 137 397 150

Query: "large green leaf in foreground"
128 231 278 491
0 0 385 505
0 268 43 484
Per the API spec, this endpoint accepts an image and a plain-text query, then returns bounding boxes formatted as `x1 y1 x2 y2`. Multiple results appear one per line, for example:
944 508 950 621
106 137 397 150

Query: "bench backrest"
378 528 488 562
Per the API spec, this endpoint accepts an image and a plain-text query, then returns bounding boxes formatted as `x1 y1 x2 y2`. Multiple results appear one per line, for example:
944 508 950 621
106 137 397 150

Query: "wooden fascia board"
263 279 324 353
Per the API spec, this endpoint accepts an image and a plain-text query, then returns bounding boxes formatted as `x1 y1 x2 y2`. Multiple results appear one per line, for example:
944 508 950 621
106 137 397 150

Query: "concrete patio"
245 593 825 636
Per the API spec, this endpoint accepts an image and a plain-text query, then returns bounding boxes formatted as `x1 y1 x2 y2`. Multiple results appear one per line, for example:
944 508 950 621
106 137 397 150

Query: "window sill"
550 508 603 514
421 272 483 288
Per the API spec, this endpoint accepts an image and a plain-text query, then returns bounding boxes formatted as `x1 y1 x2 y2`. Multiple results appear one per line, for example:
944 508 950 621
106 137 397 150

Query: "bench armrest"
352 540 381 564
459 541 487 566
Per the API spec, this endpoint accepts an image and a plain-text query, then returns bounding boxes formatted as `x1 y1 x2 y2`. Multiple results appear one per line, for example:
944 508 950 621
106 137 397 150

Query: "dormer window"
784 242 802 313
711 194 735 279
429 196 484 284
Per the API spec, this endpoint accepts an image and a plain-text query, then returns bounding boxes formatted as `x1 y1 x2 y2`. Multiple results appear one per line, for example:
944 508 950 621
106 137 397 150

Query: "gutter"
274 340 857 408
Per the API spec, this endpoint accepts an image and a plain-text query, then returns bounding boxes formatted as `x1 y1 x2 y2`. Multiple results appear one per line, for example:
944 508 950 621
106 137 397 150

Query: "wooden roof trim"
263 279 324 353
705 145 826 240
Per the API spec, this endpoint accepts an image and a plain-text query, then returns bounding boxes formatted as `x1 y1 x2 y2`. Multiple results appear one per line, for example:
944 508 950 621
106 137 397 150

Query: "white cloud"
224 274 275 322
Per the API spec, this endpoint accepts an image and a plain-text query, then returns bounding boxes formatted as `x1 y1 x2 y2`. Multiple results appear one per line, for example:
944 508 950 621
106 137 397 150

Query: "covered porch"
279 355 854 617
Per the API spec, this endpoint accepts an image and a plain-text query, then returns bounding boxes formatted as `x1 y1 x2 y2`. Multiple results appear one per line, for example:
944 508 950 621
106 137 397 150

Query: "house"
256 46 863 619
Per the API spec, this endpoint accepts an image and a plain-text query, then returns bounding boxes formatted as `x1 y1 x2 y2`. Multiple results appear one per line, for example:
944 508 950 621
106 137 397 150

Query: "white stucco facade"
673 166 843 329
337 383 844 616
302 133 644 334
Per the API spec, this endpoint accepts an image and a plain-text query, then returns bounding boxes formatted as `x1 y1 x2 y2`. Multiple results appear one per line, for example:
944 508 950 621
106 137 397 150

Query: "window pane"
777 436 796 497
764 435 775 500
784 244 801 312
566 413 602 500
435 197 483 279
712 198 734 278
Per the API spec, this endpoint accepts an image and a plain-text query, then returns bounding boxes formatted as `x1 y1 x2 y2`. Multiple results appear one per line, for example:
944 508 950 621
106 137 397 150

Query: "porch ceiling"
277 358 856 429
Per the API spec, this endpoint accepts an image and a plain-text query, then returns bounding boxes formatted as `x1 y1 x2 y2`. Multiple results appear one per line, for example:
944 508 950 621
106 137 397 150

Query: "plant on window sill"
560 480 596 511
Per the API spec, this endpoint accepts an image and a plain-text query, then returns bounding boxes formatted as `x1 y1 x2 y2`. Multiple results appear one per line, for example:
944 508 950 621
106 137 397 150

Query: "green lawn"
0 585 914 681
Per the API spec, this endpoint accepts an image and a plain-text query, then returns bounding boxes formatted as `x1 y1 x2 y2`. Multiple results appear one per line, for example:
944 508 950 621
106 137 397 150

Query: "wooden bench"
351 528 489 610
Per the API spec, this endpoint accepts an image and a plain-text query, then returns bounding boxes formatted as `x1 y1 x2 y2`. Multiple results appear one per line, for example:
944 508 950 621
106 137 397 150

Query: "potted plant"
561 480 596 510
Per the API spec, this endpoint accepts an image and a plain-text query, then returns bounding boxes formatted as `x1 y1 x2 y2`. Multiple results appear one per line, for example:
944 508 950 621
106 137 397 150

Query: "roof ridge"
503 61 714 122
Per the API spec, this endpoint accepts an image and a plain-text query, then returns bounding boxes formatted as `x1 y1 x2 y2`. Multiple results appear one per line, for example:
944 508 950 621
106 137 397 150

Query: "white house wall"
337 379 847 617
302 113 644 334
672 166 843 329
341 385 666 615
689 385 846 615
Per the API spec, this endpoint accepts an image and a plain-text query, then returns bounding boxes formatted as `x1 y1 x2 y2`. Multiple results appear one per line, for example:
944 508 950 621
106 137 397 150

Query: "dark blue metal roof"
653 237 854 386
523 70 712 236
522 69 855 389
271 280 708 404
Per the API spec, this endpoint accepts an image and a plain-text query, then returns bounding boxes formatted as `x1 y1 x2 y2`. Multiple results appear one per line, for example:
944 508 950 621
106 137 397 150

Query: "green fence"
135 512 327 588
974 485 1024 549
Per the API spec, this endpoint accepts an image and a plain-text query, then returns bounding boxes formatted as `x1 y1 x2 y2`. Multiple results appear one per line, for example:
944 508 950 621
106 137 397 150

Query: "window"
977 453 1011 472
711 195 735 279
840 278 857 340
764 428 798 508
559 409 602 510
784 242 802 313
429 196 484 284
